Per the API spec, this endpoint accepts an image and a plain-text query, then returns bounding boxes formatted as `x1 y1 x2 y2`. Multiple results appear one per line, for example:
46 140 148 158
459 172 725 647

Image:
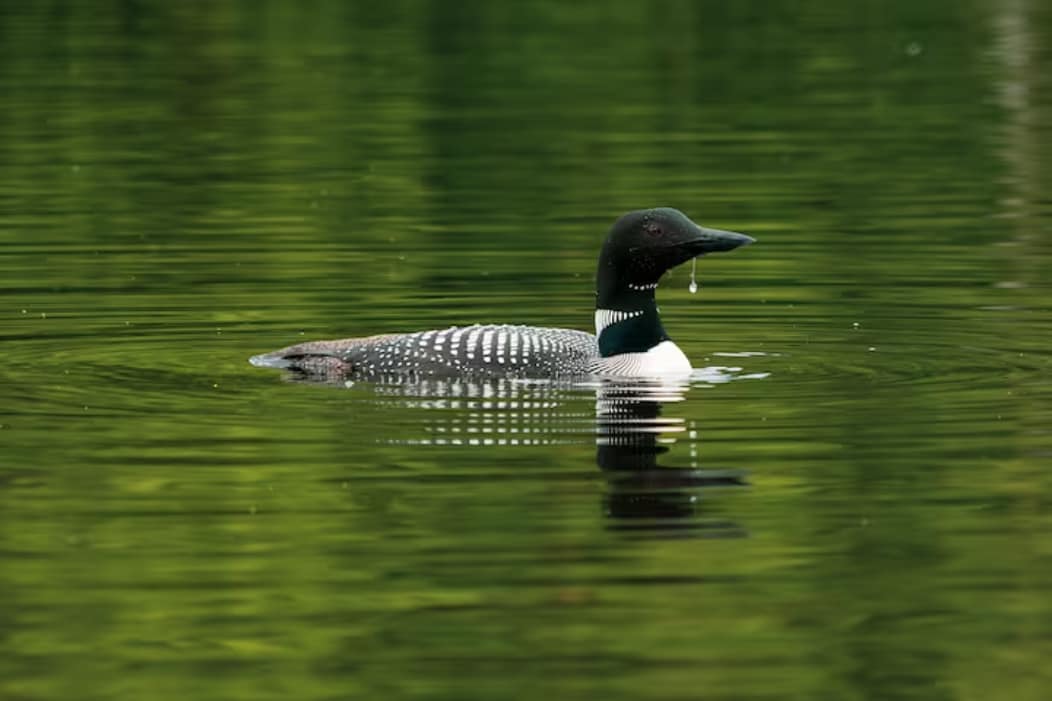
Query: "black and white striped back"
255 324 600 380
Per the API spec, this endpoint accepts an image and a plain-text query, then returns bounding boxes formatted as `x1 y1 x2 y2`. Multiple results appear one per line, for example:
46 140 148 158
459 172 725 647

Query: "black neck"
595 288 669 357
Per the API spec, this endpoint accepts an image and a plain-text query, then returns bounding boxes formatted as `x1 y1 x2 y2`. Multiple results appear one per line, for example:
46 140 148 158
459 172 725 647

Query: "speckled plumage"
252 324 600 380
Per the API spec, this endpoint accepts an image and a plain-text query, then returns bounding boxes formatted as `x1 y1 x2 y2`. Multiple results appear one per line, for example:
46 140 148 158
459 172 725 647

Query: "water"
2 1 1051 699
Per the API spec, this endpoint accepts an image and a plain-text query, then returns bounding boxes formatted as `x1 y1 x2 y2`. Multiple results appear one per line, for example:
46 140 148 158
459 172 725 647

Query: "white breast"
595 340 692 377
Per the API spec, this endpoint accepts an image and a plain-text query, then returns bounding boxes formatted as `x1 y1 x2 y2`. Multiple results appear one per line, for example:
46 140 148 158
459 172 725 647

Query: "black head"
596 207 754 304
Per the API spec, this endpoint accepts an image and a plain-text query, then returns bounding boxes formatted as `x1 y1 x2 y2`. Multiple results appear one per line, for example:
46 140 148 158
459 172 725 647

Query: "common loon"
250 208 754 380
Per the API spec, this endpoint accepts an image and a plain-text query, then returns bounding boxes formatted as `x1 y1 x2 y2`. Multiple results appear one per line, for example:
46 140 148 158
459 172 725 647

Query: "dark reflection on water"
283 371 754 536
595 381 748 536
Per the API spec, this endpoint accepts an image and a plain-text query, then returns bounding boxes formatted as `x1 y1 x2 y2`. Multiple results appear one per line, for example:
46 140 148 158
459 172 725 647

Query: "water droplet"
688 257 699 294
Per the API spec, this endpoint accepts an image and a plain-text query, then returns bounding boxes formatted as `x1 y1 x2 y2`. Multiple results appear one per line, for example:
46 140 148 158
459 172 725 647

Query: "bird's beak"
689 225 756 255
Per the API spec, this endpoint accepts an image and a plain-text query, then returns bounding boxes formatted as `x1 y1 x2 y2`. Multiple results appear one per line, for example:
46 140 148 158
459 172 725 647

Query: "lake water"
2 2 1050 699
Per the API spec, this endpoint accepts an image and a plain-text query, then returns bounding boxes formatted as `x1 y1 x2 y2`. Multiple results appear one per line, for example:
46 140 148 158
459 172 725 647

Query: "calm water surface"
2 2 1051 699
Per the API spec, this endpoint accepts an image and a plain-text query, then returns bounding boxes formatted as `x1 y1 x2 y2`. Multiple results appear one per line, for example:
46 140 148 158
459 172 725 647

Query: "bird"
250 208 754 380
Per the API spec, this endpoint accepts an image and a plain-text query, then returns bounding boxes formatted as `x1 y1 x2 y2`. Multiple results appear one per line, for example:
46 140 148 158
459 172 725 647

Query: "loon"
250 208 754 380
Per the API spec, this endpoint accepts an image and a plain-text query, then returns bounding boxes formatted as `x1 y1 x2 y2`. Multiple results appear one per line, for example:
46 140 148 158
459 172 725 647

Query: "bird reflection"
282 370 749 537
595 379 747 537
